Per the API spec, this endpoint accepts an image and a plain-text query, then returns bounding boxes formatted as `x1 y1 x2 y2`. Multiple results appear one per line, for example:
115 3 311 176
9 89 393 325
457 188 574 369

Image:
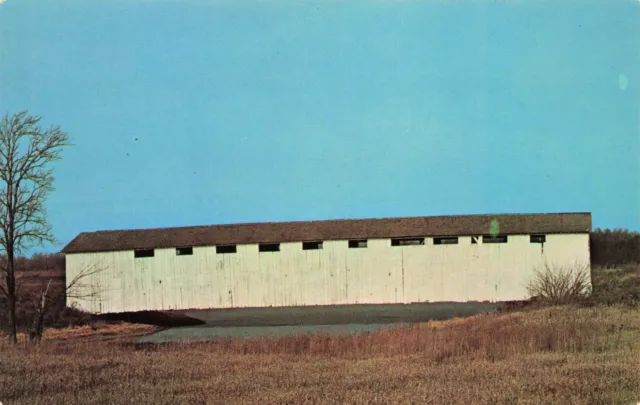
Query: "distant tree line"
590 228 640 266
13 252 65 273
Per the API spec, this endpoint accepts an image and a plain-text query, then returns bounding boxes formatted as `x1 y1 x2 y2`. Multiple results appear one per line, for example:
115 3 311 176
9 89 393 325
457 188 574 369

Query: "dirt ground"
136 302 498 343
137 323 408 343
181 302 498 327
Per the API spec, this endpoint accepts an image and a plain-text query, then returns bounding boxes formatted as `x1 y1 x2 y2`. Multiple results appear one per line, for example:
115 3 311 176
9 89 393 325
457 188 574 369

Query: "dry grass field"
1 305 639 405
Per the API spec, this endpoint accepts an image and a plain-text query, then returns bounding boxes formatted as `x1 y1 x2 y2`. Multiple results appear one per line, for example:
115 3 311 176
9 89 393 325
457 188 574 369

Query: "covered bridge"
62 212 592 314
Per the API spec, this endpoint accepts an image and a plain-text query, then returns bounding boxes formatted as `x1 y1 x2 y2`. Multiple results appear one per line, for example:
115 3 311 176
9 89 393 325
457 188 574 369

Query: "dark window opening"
483 235 508 244
134 249 154 258
391 238 425 246
434 237 458 245
530 234 546 244
176 247 193 256
259 243 280 252
349 239 368 248
302 241 323 250
216 245 237 254
471 236 480 244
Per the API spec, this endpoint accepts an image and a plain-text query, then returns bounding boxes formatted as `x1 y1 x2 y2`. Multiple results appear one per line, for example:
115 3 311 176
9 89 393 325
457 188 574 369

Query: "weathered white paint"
65 233 591 314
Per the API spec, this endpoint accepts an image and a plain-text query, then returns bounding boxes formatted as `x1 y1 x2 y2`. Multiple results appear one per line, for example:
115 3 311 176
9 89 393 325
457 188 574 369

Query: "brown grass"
40 321 159 342
1 305 639 405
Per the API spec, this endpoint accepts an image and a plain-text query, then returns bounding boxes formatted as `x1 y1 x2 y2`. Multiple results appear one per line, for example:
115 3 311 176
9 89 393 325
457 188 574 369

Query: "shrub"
590 264 640 306
526 263 592 305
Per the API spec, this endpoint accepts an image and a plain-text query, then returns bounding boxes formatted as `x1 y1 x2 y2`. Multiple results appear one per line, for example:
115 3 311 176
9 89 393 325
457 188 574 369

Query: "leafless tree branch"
65 260 108 301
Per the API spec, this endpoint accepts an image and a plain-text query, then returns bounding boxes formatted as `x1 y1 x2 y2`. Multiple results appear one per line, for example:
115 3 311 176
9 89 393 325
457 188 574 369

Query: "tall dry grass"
1 305 639 405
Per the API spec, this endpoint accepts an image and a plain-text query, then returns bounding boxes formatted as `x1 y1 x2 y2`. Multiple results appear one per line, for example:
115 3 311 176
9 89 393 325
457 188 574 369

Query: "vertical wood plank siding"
66 233 590 313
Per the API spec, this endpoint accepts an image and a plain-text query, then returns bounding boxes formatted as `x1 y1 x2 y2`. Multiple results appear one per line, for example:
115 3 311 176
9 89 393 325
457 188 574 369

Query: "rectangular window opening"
483 235 508 244
134 249 154 258
471 236 480 244
348 239 368 249
259 243 280 252
391 237 425 246
434 236 459 245
530 234 546 244
302 241 323 250
216 245 237 254
176 247 193 256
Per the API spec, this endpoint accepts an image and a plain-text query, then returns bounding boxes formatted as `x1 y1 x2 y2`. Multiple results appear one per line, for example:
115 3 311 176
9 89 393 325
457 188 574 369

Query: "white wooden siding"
65 233 591 314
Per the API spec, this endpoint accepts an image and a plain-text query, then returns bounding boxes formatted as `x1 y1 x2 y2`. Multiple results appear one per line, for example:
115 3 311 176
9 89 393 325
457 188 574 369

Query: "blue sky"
0 0 638 255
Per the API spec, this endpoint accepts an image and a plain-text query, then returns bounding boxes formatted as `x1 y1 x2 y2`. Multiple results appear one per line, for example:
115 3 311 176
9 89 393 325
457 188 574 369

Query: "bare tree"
28 279 51 344
0 111 70 343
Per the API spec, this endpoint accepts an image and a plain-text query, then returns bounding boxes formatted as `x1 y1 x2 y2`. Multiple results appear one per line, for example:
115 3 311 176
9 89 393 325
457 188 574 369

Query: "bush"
590 264 640 306
527 263 592 305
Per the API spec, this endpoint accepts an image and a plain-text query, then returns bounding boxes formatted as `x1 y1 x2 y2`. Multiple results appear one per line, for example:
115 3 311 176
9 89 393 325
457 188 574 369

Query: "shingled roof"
61 212 591 254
